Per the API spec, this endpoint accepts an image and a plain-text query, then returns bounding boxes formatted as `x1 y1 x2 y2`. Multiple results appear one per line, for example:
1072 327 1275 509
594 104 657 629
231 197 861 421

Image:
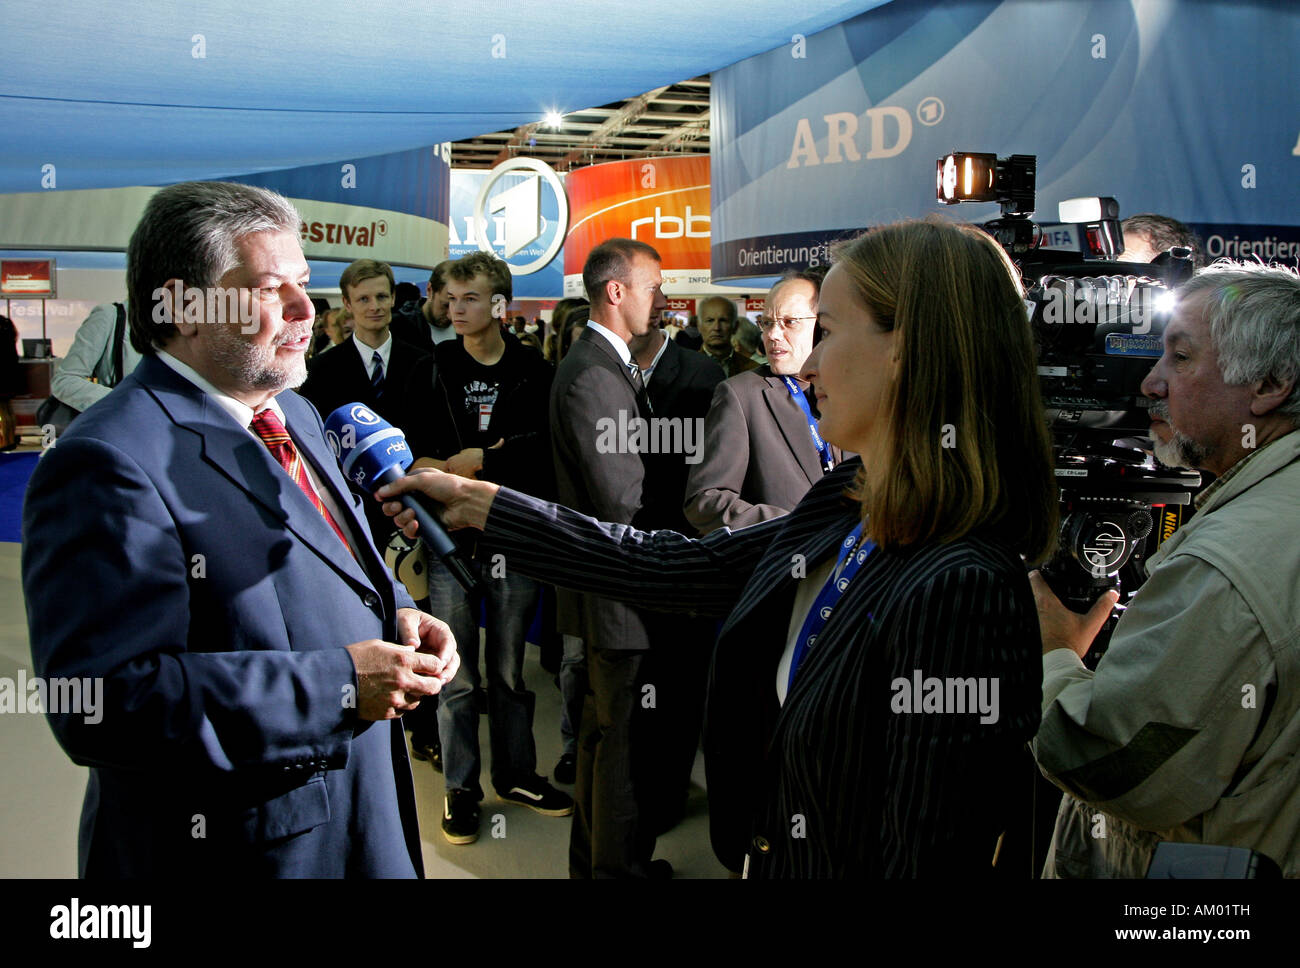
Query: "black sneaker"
442 789 481 845
497 775 574 817
410 733 443 774
553 752 577 786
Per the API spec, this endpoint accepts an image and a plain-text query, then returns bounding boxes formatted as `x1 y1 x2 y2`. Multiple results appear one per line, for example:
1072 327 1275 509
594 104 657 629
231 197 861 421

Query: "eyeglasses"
758 315 816 333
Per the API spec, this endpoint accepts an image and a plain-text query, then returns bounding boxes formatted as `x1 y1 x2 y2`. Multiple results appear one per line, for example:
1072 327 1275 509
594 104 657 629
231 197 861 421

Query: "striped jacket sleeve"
482 485 781 618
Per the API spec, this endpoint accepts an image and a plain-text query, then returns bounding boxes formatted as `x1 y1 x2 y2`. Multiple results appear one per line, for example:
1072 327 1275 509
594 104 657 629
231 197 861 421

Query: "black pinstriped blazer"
481 459 1042 877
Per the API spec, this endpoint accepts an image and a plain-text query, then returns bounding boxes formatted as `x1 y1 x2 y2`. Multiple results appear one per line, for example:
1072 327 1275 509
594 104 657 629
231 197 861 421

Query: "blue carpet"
0 452 37 543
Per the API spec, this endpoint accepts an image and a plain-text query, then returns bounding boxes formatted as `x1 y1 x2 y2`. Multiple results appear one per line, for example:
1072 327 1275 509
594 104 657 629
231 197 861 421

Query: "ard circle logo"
349 405 380 426
473 158 569 276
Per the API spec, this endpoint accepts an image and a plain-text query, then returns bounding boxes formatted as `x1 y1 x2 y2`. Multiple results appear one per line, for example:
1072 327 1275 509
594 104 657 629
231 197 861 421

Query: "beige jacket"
1034 428 1300 877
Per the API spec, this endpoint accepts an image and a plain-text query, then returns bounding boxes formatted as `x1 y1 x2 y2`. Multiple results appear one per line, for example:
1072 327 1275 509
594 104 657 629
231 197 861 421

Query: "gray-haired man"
1031 261 1300 877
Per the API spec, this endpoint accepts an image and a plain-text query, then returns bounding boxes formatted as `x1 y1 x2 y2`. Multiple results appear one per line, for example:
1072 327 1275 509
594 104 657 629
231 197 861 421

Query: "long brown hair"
833 216 1057 563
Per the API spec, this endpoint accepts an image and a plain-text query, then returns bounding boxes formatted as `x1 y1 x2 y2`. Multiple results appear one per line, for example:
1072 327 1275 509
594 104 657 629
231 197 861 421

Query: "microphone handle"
404 493 482 595
373 467 481 595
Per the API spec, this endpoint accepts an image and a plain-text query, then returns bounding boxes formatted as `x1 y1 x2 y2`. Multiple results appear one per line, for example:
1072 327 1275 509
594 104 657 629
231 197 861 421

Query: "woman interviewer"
379 216 1058 877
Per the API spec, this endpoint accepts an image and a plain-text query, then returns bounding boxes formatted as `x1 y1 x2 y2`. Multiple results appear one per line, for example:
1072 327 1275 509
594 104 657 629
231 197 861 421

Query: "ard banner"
449 167 566 299
711 0 1300 279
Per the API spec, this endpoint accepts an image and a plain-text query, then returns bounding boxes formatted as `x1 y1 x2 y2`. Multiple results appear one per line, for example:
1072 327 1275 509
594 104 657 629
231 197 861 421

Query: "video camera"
937 151 1202 661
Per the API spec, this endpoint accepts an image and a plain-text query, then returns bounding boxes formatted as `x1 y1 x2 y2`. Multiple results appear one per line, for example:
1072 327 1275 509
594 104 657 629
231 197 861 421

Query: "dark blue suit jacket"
22 355 422 878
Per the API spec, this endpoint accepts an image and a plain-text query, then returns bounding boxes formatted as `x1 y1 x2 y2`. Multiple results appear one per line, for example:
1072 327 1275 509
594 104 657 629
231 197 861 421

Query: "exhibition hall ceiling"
450 77 711 172
1 0 890 191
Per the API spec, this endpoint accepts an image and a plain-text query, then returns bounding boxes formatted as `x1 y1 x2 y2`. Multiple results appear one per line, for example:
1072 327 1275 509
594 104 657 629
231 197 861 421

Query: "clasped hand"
345 608 459 721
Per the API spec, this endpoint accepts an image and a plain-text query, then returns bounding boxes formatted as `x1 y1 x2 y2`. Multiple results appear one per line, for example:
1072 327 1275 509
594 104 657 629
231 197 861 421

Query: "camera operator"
1119 213 1204 268
1031 261 1300 878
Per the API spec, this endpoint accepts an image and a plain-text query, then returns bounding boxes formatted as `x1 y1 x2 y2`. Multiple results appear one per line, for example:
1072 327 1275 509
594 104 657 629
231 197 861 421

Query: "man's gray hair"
698 295 737 322
1180 260 1300 424
126 181 302 354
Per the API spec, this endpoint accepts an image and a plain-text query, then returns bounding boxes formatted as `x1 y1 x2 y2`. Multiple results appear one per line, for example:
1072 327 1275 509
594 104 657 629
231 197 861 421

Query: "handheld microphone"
324 403 481 595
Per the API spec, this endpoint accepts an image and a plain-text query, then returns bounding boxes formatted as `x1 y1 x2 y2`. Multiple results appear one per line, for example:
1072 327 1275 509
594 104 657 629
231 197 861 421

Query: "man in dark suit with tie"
550 237 667 877
629 323 724 833
299 258 429 544
22 181 458 878
684 269 839 534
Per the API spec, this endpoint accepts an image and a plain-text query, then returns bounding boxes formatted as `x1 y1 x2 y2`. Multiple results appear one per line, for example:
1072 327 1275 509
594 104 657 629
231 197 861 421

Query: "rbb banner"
564 156 711 297
234 145 450 269
449 167 566 299
711 0 1300 279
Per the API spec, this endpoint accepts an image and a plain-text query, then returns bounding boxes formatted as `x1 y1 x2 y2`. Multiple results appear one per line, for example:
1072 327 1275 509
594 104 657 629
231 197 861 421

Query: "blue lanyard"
787 523 875 694
781 376 834 471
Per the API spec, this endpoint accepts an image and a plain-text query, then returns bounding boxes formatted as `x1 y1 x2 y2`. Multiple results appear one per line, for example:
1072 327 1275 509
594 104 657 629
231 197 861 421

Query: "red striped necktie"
249 408 351 551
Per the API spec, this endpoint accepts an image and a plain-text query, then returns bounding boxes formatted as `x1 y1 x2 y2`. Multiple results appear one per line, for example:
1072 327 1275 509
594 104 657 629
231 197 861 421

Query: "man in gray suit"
550 237 668 877
684 268 837 534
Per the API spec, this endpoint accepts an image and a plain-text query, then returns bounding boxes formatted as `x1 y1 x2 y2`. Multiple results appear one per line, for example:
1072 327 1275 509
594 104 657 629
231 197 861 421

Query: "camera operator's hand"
1029 571 1119 659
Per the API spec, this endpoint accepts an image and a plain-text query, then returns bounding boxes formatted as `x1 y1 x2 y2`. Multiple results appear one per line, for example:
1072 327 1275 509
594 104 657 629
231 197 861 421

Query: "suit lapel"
579 327 652 417
647 337 680 413
720 501 853 641
761 376 821 486
141 357 377 591
385 337 424 392
284 395 388 584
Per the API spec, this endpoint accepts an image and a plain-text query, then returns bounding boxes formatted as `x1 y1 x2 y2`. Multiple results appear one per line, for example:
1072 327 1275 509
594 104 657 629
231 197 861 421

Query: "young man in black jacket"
404 251 569 844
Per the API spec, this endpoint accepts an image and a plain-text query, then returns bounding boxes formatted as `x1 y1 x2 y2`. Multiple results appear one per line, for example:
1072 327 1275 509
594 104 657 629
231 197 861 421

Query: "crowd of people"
20 184 1300 880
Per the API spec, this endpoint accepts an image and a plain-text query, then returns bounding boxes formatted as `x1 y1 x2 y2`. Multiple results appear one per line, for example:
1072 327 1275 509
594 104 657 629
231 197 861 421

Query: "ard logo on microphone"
326 405 382 457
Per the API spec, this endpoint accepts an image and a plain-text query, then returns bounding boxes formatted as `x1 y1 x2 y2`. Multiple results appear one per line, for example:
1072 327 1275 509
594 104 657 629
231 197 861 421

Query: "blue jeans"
558 633 586 756
428 562 542 798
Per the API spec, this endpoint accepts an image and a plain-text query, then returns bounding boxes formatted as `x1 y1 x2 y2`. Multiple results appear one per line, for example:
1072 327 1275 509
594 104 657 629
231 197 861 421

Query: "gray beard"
207 327 306 393
1153 428 1210 470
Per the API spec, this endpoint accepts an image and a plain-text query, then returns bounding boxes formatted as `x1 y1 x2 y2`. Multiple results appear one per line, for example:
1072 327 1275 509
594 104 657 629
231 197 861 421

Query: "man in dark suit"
550 237 666 877
22 181 458 878
629 324 724 833
299 258 429 544
685 269 838 534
